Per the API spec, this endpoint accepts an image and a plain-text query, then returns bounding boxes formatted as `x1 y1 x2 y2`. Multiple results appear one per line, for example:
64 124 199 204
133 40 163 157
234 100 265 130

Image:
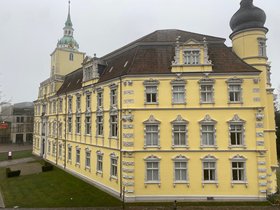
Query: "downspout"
119 76 123 198
64 93 67 169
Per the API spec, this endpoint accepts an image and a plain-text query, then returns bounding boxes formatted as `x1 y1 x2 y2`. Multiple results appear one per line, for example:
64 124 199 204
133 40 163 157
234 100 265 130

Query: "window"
172 85 185 104
52 142 56 156
110 115 118 137
232 161 245 181
110 89 117 106
76 95 81 111
110 157 118 178
200 115 217 147
97 116 103 136
58 144 62 158
85 116 91 135
68 116 72 133
174 160 188 182
144 80 159 104
96 152 103 173
48 140 51 154
258 38 267 57
230 125 243 145
68 145 72 161
53 122 57 136
230 155 247 183
97 91 103 108
145 155 160 183
200 85 214 103
146 125 159 146
59 99 63 113
184 50 200 65
202 125 215 145
69 53 74 61
227 78 243 103
229 85 241 102
76 116 80 134
228 115 245 147
86 94 91 110
203 162 216 181
146 86 157 103
76 148 80 164
68 97 72 112
173 122 187 147
85 150 91 168
144 115 160 147
53 101 56 113
58 122 62 138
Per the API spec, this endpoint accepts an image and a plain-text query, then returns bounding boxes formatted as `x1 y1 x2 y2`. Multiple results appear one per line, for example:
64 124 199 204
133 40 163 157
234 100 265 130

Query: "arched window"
69 53 74 61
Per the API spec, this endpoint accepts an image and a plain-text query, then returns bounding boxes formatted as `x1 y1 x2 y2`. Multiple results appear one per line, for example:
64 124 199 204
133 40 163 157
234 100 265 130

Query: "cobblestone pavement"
0 144 32 153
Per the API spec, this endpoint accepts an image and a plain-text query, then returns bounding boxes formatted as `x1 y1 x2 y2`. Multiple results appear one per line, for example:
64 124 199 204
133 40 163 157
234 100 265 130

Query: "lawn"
0 164 121 208
0 150 33 161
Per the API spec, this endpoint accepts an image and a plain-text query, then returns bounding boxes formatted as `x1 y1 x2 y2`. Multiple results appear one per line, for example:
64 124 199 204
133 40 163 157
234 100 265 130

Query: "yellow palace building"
33 0 278 201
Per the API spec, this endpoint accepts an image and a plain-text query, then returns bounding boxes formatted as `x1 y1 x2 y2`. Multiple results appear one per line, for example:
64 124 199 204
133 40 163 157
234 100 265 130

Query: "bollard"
8 151 12 160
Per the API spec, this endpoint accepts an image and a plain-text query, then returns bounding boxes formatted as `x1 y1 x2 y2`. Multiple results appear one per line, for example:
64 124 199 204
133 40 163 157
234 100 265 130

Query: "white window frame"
230 155 247 185
143 115 160 148
76 95 81 112
144 155 161 184
258 38 267 57
201 155 218 184
227 78 243 104
76 116 81 134
173 155 189 184
228 114 246 148
97 90 103 108
68 116 72 133
171 115 188 148
143 80 159 104
183 49 200 65
110 115 118 138
96 151 104 174
171 79 186 104
96 115 103 136
76 147 81 165
199 115 217 148
85 116 91 135
58 143 62 158
110 153 118 179
68 96 72 113
85 148 91 169
67 144 72 162
86 93 91 111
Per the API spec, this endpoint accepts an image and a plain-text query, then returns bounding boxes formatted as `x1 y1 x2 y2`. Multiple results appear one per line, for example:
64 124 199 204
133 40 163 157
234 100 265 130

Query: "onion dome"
230 0 267 34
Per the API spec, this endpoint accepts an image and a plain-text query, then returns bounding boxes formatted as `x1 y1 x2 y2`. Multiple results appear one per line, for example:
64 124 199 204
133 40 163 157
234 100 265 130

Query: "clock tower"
50 1 85 77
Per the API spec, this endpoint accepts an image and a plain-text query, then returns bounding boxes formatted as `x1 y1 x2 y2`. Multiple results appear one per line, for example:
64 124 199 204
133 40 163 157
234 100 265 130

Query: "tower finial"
68 0 71 15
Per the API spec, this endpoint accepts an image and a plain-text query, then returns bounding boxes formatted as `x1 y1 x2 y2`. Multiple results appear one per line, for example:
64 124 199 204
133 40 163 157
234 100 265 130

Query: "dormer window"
184 50 200 65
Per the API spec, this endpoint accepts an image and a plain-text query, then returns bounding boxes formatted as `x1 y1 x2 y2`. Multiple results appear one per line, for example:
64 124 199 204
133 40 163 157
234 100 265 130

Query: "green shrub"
267 193 280 205
42 162 53 172
6 168 21 178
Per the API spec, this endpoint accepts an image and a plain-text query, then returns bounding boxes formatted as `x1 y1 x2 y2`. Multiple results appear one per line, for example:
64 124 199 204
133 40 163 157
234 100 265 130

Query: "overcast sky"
0 0 279 103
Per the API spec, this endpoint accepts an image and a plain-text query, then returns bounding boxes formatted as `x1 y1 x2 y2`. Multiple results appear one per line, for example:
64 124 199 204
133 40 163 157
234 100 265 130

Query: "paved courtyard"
0 144 32 153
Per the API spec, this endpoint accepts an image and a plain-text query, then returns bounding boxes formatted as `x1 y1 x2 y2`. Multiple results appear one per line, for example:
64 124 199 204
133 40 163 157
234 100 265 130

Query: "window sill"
172 146 189 149
228 145 247 149
144 146 161 149
75 163 80 167
96 135 104 138
96 171 103 176
228 102 243 104
173 181 190 187
231 181 248 188
200 102 215 105
202 181 219 188
144 102 159 105
172 102 187 105
85 166 91 172
200 146 218 149
109 137 119 140
110 176 118 181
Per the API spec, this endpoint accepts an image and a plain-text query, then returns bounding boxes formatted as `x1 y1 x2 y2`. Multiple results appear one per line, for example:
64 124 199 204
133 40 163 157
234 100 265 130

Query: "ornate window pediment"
171 115 188 124
172 154 189 160
143 115 160 124
228 114 246 123
199 115 217 124
201 154 218 161
144 154 161 161
230 154 247 161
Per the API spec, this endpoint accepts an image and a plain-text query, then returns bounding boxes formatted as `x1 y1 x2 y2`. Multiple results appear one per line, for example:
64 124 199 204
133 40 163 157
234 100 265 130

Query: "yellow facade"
33 1 277 202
